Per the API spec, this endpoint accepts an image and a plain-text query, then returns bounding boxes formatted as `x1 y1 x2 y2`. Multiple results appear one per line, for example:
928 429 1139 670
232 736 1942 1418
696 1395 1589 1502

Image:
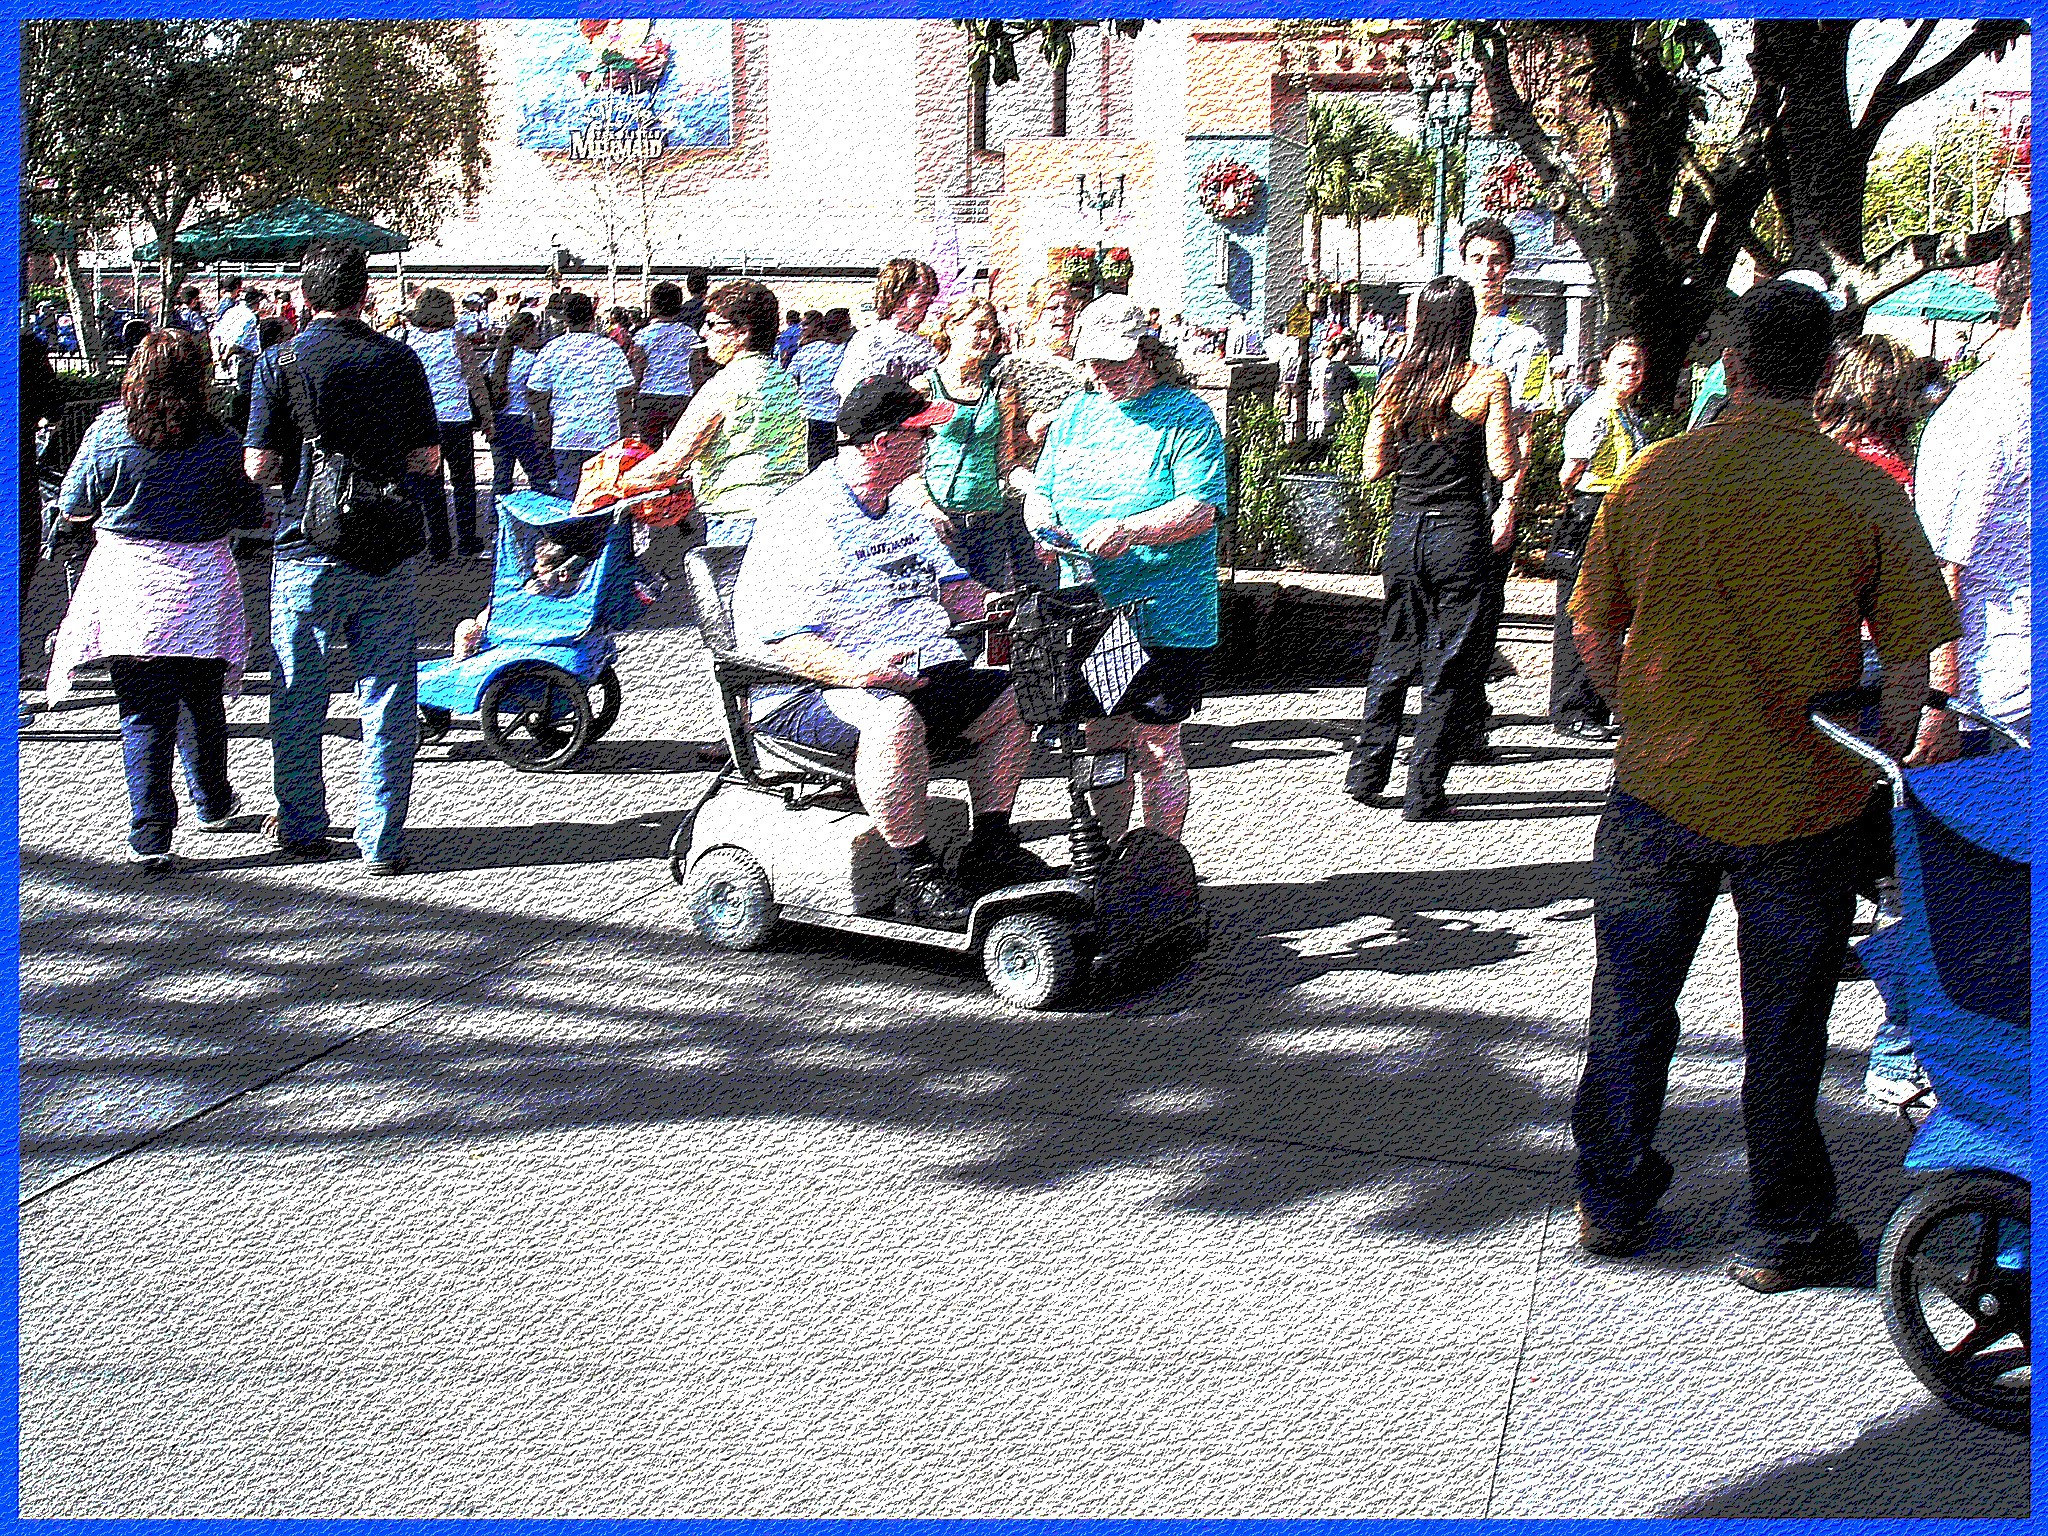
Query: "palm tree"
1304 100 1359 283
954 20 1145 142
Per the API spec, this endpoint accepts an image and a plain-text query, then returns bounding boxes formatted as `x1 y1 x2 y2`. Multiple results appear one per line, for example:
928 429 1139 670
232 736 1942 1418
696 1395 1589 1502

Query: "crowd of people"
22 220 2029 1297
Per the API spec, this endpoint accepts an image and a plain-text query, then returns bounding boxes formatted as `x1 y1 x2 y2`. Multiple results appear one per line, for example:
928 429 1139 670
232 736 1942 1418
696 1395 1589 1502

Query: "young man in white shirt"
525 291 638 498
1457 217 1552 760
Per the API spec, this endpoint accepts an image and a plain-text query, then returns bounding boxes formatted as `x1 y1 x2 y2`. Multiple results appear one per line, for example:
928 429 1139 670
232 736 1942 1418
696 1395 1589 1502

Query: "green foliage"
1225 396 1304 570
1865 116 2014 251
1308 100 1436 232
25 286 69 312
22 20 493 261
1325 384 1393 571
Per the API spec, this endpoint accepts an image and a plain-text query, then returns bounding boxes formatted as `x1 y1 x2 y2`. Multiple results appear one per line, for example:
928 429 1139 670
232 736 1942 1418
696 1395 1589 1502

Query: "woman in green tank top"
918 296 1035 590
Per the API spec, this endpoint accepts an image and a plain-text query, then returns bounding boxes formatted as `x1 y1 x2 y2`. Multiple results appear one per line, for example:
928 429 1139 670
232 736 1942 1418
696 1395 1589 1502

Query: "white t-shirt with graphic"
732 462 969 719
527 331 637 451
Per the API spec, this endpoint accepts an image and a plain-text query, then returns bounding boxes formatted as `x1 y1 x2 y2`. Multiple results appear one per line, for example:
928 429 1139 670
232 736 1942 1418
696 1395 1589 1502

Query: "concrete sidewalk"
17 551 2027 1516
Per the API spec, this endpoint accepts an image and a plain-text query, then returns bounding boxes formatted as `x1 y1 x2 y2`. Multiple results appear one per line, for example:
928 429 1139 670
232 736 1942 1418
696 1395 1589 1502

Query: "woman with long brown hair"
1343 275 1520 819
47 327 264 869
919 295 1031 588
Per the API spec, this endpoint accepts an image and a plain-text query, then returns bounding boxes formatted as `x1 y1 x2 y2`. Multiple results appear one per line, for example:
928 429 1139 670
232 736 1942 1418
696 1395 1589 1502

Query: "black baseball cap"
837 375 954 445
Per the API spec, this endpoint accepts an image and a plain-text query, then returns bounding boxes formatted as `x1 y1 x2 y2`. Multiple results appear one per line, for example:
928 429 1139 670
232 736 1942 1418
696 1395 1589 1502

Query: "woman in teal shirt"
1027 296 1227 844
919 295 1037 590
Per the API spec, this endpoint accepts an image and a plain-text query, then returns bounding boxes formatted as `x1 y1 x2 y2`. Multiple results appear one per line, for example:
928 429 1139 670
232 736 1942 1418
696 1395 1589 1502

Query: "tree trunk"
968 61 989 154
1307 207 1322 280
1050 57 1067 137
1753 22 1863 275
58 249 105 374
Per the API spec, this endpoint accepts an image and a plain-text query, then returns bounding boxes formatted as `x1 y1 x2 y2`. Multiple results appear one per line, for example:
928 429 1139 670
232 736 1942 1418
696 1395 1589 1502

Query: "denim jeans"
105 656 233 855
1573 790 1860 1260
490 410 554 500
554 448 599 503
268 554 419 864
1348 509 1493 806
1548 494 1608 727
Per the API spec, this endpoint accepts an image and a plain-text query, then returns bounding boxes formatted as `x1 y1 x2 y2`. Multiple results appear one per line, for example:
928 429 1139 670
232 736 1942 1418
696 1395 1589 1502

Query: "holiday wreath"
1198 159 1261 221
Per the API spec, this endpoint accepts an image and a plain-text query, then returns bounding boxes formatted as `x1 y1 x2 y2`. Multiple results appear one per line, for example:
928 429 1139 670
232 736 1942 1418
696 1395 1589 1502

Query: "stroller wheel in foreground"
982 911 1078 1010
684 846 779 950
587 664 623 741
479 663 592 772
417 705 453 747
1879 1171 2031 1432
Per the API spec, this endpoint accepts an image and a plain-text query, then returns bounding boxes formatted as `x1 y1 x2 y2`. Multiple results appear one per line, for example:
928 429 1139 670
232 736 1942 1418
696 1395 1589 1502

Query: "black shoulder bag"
278 343 425 575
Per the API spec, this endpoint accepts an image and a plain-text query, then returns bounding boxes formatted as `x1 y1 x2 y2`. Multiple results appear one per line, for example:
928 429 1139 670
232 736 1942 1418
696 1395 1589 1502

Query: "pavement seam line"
17 872 682 1209
1483 1196 1555 1518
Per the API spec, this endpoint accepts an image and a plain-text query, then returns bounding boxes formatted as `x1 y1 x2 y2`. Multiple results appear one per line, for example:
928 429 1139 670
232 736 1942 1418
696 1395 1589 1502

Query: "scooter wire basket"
1005 585 1150 725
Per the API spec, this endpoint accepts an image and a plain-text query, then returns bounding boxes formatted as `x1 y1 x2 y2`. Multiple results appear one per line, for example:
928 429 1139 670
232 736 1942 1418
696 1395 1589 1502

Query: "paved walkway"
17 549 2027 1516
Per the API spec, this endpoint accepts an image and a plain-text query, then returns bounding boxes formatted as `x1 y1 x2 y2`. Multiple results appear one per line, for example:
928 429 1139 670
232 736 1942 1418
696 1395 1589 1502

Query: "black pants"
807 418 838 470
19 450 41 602
416 421 480 557
1348 509 1492 806
1573 791 1859 1259
106 656 233 855
1549 492 1609 727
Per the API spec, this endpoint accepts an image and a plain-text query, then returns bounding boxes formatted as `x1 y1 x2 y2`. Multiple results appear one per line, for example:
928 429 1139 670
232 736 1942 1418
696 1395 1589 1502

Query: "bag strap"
274 342 328 455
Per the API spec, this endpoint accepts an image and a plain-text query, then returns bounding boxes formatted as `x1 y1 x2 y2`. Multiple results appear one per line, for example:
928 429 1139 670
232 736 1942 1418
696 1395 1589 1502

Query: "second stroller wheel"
1879 1171 2031 1433
479 662 592 772
588 664 622 741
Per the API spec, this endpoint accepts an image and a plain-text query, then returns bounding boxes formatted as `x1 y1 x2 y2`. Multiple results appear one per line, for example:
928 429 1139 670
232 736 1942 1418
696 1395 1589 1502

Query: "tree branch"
1857 20 2027 158
1465 24 1607 263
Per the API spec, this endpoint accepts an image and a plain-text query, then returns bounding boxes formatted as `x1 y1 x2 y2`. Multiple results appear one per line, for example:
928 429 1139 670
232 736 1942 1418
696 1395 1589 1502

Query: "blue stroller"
416 489 663 772
1811 688 2030 1432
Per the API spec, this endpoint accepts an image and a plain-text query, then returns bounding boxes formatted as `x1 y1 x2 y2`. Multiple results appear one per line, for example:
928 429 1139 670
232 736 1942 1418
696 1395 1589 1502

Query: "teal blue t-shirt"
1036 384 1228 648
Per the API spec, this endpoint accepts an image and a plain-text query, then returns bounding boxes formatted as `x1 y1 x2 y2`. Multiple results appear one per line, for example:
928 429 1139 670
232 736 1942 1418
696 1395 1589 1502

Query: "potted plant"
1100 247 1133 293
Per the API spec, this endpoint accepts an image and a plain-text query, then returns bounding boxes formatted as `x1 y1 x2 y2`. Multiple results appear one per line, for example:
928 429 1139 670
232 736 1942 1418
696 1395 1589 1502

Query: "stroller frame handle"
1808 686 2030 797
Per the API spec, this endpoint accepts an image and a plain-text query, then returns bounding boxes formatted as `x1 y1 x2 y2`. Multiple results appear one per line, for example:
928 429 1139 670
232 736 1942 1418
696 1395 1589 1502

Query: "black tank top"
1390 411 1488 519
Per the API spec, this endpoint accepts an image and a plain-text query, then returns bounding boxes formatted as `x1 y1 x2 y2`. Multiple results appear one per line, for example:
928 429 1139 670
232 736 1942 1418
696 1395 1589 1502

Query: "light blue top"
1035 384 1228 648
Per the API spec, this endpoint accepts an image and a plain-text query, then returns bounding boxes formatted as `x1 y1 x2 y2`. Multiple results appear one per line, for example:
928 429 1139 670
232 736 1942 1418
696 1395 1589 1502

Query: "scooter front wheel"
1879 1171 2030 1432
684 846 780 951
982 911 1079 1010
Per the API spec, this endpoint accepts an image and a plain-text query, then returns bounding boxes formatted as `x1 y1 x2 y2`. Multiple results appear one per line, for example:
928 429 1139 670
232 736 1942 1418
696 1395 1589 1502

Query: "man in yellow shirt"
1567 279 1960 1292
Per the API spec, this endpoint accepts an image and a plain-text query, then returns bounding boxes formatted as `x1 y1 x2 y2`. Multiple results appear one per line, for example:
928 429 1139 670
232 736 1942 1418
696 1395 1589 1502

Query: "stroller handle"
1808 685 2031 794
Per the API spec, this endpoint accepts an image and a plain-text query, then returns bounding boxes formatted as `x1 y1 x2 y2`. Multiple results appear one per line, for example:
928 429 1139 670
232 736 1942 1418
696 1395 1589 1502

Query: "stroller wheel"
587 664 623 741
1879 1171 2030 1433
479 662 593 772
417 705 453 747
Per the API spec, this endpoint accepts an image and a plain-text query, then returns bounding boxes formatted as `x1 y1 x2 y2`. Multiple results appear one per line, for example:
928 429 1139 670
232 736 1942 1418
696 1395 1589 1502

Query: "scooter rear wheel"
684 846 779 951
982 911 1078 1010
1879 1171 2030 1432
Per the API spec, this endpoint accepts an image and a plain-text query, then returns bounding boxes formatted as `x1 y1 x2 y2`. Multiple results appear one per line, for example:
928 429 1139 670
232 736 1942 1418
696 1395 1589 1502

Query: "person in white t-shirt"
633 281 700 448
1911 241 2032 760
525 291 638 500
789 308 852 468
211 288 264 433
833 256 941 399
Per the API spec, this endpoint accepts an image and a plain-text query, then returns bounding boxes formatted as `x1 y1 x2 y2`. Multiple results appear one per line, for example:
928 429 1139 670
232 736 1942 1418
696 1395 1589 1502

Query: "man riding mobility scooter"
1812 687 2030 1432
667 378 1206 1009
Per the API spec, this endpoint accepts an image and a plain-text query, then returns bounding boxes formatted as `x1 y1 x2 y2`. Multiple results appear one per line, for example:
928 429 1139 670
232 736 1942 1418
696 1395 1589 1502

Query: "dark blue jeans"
1573 790 1860 1260
105 656 233 855
490 410 554 499
1348 509 1492 805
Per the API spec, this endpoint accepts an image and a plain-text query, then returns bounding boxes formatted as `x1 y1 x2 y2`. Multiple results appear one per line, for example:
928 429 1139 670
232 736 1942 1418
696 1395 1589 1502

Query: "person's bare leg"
959 685 1034 819
1082 716 1137 844
1132 722 1191 840
824 689 929 847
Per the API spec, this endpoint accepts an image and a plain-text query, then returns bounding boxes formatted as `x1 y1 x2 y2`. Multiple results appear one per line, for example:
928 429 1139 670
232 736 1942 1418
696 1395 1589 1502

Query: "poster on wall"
510 19 734 162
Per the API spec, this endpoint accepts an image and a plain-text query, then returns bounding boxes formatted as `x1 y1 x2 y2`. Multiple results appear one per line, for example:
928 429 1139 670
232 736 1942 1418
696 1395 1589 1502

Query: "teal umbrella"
1869 269 1999 323
133 216 236 263
203 197 411 262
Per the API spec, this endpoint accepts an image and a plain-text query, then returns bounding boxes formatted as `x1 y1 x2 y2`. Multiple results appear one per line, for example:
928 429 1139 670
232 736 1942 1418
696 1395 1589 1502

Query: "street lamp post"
1077 171 1125 300
1415 65 1477 277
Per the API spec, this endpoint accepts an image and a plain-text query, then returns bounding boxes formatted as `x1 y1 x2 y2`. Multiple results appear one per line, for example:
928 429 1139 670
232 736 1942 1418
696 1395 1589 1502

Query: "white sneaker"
1865 1068 1934 1107
124 846 177 872
195 790 243 832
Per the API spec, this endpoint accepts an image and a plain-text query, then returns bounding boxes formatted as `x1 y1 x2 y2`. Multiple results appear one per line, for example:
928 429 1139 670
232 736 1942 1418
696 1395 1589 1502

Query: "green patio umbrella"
1869 268 2000 323
132 216 236 263
1869 269 1999 359
204 197 411 262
